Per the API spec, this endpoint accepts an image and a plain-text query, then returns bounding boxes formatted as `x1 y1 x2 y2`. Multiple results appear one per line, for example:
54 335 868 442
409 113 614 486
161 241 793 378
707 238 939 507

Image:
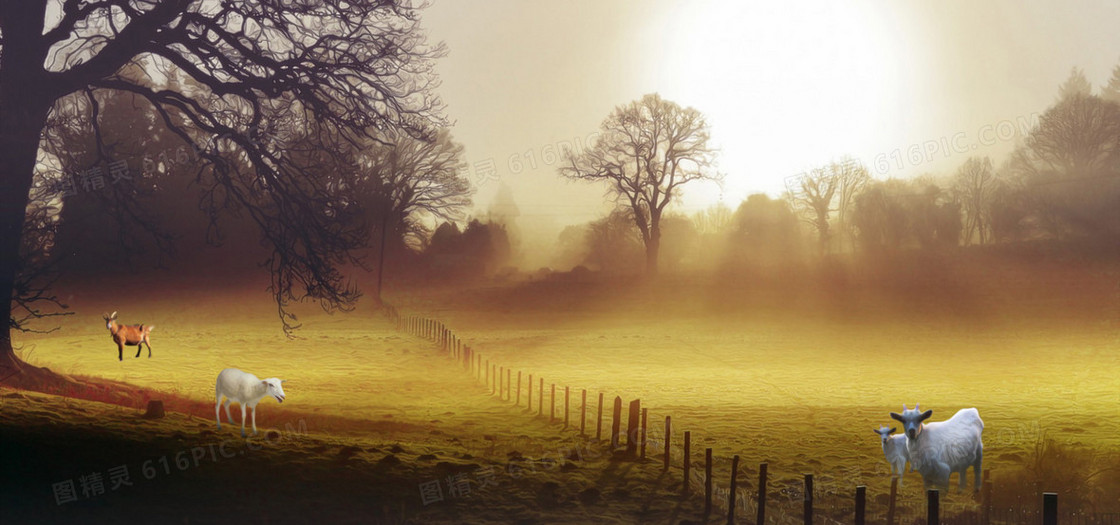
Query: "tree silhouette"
357 129 472 249
1057 67 1093 101
355 129 471 301
953 157 997 245
561 94 720 275
1008 93 1120 237
1102 62 1120 104
786 159 867 255
852 181 909 252
727 194 801 268
0 1 445 374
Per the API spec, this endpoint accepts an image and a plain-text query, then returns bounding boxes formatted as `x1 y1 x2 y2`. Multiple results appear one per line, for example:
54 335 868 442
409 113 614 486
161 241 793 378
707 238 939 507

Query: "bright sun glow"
653 1 904 208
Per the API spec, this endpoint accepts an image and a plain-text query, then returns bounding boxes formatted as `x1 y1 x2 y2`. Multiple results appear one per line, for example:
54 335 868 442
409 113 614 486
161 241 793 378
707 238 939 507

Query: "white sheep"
873 424 910 486
215 368 287 438
890 404 984 492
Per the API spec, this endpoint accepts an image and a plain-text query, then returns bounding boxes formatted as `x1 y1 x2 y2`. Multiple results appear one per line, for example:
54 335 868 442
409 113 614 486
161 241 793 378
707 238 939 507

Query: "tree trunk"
0 84 54 368
374 214 388 305
645 227 660 275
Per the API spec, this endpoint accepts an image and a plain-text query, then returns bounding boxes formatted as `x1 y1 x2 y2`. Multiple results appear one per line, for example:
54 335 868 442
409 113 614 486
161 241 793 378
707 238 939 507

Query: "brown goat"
103 311 154 361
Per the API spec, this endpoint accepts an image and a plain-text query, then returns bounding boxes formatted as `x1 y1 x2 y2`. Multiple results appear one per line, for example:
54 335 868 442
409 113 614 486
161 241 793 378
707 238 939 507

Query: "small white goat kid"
873 424 910 486
215 368 287 438
890 403 984 492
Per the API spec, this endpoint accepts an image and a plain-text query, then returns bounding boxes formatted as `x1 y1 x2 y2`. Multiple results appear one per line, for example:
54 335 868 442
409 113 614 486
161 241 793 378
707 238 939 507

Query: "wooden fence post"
484 359 489 388
549 383 556 423
527 373 532 410
804 474 813 525
704 448 713 520
506 368 511 401
564 386 570 429
663 416 671 470
854 485 866 525
727 455 739 525
625 399 640 457
516 371 522 405
492 364 497 395
682 431 691 496
757 462 768 525
499 366 504 399
538 377 544 416
610 396 622 450
580 389 587 436
887 476 897 525
926 489 939 525
595 392 604 441
1043 493 1057 525
639 408 648 460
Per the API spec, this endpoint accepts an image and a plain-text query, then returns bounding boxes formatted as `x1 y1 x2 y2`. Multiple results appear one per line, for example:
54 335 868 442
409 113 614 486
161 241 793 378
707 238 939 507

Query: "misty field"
394 274 1120 512
13 257 1120 520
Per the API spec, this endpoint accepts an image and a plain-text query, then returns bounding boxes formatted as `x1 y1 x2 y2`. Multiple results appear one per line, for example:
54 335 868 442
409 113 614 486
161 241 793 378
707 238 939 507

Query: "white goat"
890 404 984 492
215 368 287 438
873 424 910 486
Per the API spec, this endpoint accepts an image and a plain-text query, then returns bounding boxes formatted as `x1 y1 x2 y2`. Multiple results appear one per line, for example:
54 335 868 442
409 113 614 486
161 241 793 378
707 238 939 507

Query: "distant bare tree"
358 129 471 243
1014 95 1120 182
728 193 802 267
1008 93 1120 237
583 210 643 273
561 94 720 275
953 157 996 245
356 129 472 300
851 180 909 252
691 203 733 237
834 158 871 251
787 159 867 255
787 166 837 255
0 1 445 375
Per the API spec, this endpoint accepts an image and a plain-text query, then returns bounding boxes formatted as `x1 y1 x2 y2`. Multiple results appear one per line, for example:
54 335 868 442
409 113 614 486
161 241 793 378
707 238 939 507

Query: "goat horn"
902 404 908 411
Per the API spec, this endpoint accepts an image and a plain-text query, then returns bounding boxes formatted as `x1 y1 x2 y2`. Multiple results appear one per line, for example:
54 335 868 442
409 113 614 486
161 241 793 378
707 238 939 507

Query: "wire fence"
382 305 1106 525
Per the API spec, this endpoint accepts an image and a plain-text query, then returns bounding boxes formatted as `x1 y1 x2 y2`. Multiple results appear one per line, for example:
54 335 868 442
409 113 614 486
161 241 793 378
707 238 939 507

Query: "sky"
422 1 1120 229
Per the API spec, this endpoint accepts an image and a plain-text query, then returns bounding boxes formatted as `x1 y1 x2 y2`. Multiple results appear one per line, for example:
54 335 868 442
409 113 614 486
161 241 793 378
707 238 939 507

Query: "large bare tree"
561 94 720 275
0 1 444 377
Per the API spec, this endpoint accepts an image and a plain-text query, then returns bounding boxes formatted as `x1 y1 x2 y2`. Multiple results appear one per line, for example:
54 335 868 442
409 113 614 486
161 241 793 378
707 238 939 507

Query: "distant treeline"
535 66 1120 278
28 64 1120 290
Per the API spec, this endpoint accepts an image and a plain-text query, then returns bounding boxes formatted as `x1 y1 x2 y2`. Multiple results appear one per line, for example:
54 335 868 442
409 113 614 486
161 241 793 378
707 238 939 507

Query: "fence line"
380 304 1087 524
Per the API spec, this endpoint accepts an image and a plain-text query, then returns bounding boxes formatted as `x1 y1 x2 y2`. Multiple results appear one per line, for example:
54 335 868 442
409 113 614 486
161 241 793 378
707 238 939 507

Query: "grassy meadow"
6 246 1120 522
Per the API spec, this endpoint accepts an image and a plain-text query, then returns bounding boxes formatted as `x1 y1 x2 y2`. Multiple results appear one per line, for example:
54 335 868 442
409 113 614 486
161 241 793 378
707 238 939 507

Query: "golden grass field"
7 288 713 524
7 254 1120 522
384 260 1120 517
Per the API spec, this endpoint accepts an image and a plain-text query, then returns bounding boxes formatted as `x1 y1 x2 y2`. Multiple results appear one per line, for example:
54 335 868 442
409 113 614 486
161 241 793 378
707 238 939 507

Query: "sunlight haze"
425 1 1120 221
